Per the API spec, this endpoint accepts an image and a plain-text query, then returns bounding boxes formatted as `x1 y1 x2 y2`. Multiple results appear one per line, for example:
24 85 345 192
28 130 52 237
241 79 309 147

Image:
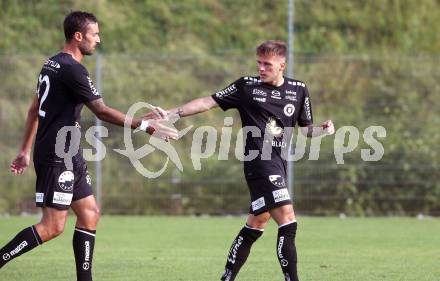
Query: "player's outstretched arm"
11 95 39 175
167 96 218 118
300 120 335 138
85 98 178 139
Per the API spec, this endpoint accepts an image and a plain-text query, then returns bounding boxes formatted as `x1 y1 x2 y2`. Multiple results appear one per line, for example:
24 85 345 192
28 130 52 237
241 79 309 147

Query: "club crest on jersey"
283 104 295 117
269 175 286 187
271 90 281 99
58 171 74 192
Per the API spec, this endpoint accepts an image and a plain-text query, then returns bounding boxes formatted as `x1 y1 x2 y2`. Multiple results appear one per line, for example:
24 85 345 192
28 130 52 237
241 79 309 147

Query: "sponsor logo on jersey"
271 90 282 99
269 175 286 187
87 76 100 96
251 197 265 211
58 171 74 192
253 97 266 103
273 188 290 203
252 89 267 96
283 104 295 117
266 117 284 137
285 90 297 101
86 174 92 186
44 59 61 69
53 192 73 205
215 84 237 99
304 97 312 120
36 192 44 203
272 140 287 148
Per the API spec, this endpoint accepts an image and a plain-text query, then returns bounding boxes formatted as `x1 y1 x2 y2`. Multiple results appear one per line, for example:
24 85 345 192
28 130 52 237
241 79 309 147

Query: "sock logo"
221 268 233 281
2 253 10 261
227 236 243 264
83 241 90 271
277 236 288 267
8 241 28 259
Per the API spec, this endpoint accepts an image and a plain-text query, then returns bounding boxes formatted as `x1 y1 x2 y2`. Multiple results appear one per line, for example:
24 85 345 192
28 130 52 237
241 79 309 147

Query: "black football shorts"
34 161 93 210
246 174 292 216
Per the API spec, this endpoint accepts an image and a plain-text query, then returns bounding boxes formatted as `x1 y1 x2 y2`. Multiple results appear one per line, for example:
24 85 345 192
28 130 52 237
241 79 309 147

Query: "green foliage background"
0 0 438 215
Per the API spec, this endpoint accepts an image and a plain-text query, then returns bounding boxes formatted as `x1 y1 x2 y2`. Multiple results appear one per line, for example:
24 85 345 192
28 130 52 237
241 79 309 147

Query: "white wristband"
134 120 149 132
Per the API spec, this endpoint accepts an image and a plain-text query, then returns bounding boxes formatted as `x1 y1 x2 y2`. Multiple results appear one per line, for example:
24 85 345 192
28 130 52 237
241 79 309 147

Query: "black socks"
277 221 299 281
220 225 263 281
0 225 42 269
73 227 96 281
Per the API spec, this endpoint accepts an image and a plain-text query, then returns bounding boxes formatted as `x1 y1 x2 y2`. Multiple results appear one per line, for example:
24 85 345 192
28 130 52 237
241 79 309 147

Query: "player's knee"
248 218 268 229
45 222 65 239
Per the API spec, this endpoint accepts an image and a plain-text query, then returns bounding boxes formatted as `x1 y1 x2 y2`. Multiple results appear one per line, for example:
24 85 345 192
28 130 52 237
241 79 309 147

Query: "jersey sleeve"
297 85 314 127
65 63 102 103
211 77 244 111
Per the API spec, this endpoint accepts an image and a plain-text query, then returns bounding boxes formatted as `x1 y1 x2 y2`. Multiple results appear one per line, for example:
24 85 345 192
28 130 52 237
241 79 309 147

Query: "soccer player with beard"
165 40 335 281
1 11 177 281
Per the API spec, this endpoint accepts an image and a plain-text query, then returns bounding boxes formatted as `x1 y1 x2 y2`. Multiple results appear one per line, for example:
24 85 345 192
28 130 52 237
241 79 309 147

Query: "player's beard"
79 42 95 56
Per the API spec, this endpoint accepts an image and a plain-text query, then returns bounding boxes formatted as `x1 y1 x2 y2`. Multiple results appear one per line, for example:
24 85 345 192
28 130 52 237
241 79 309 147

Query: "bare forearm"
20 97 39 153
169 96 218 118
97 107 141 129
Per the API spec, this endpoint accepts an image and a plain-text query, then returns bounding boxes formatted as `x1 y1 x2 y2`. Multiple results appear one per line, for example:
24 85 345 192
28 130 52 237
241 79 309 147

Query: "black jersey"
212 76 313 179
33 52 101 166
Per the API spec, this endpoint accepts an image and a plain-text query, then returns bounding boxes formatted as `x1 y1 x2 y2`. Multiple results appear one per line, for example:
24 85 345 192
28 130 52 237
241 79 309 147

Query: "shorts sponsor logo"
86 174 92 186
251 197 265 211
273 188 290 203
52 192 73 205
58 171 74 192
283 104 295 117
36 192 44 203
215 84 237 99
271 90 281 99
252 89 267 96
253 97 266 103
269 175 286 187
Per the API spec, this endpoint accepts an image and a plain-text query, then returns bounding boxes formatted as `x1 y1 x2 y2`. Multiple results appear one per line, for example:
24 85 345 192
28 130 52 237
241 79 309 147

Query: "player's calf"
73 227 96 281
220 225 264 281
277 221 299 281
0 225 43 269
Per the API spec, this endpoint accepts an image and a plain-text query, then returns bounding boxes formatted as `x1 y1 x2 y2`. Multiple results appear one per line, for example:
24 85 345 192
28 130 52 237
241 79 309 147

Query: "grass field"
0 216 439 281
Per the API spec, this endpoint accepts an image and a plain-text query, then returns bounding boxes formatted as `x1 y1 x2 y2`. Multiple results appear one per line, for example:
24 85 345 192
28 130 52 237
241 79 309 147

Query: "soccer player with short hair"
1 11 177 280
166 40 335 281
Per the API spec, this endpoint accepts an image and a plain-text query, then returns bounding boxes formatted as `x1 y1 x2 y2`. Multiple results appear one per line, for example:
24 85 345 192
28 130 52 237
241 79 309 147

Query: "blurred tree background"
0 0 438 215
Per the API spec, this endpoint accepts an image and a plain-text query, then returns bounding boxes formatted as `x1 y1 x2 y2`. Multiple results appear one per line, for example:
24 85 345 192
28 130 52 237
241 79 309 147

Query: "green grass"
0 216 439 281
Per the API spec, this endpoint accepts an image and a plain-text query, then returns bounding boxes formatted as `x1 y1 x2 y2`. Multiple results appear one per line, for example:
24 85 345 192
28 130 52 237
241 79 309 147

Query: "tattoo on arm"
177 107 184 117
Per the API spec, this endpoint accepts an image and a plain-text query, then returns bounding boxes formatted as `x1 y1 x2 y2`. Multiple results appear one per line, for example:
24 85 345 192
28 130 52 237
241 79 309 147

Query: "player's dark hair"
256 40 287 58
64 11 98 41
